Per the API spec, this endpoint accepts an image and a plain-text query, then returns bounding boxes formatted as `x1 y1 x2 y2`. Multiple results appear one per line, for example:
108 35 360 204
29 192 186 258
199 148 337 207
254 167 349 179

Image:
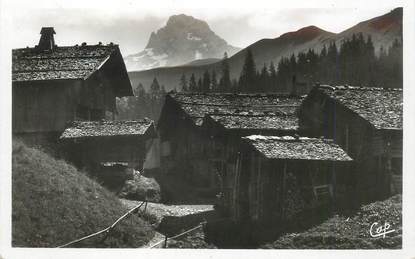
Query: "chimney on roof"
37 27 56 52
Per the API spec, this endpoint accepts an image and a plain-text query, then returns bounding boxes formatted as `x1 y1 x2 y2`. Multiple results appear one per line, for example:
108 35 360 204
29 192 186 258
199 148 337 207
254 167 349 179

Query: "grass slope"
12 140 154 247
262 195 402 249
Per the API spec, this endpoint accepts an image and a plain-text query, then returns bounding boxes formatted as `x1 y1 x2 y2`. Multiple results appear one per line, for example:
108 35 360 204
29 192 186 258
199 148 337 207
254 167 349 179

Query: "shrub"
118 172 161 202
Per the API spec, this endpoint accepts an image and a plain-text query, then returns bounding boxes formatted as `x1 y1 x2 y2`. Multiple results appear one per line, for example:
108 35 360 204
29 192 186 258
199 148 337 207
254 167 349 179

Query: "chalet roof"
243 135 352 161
60 119 155 139
168 92 301 126
317 85 403 130
12 45 117 82
208 114 299 131
170 92 302 107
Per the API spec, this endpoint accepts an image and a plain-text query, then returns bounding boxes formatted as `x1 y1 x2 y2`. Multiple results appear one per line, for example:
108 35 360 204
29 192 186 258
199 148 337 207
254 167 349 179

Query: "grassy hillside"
12 139 154 247
262 195 402 249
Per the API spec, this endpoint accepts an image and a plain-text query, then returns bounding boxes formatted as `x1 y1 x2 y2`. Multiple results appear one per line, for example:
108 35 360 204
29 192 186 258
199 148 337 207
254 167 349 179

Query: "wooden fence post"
163 236 168 248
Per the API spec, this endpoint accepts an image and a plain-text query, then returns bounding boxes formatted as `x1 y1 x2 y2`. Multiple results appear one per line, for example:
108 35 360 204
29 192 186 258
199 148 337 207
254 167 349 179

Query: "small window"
313 184 332 202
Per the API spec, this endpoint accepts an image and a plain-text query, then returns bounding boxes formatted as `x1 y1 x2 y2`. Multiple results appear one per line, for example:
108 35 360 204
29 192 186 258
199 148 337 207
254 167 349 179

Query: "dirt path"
120 199 214 223
120 199 216 248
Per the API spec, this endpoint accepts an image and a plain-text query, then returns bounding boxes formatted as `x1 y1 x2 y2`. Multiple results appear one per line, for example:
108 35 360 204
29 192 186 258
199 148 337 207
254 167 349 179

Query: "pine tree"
317 45 328 83
259 63 269 92
231 79 238 93
202 70 211 92
211 70 218 92
197 77 203 92
269 61 277 92
189 73 197 92
387 38 403 88
219 52 231 92
239 48 257 92
327 41 339 83
134 83 146 97
150 77 160 98
365 35 376 86
179 74 188 92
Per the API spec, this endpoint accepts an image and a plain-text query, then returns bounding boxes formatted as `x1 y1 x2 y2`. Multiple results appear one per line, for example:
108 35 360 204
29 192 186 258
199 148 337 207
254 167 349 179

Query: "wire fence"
57 200 226 249
56 200 148 248
148 222 206 248
148 217 229 248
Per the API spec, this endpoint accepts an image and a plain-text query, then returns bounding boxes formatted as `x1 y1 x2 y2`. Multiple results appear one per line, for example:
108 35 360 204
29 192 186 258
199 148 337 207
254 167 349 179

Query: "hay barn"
299 85 403 202
12 27 133 150
60 119 156 171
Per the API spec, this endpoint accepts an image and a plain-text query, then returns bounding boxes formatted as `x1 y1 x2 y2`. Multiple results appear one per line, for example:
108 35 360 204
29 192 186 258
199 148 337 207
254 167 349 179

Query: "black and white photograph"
0 0 414 258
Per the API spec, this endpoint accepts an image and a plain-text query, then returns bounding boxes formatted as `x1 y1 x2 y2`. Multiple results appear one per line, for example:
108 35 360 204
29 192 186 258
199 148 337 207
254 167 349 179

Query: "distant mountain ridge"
128 8 402 92
124 14 240 71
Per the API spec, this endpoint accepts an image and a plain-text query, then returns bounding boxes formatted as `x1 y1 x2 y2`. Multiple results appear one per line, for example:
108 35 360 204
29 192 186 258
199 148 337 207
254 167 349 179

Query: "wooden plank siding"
62 135 149 171
299 88 403 203
13 81 81 133
231 142 353 226
157 96 215 187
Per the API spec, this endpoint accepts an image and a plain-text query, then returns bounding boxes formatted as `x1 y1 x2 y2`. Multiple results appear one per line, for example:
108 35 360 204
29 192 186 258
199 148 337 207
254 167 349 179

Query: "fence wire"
56 200 147 248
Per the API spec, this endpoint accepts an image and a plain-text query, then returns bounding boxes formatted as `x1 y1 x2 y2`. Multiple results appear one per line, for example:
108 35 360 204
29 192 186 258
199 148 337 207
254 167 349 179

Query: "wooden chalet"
12 27 133 149
59 119 156 171
299 85 403 202
157 92 303 192
201 109 304 213
232 135 352 227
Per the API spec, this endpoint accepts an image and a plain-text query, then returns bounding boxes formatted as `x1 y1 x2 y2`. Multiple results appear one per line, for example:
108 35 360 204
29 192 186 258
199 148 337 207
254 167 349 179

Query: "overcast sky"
4 0 398 56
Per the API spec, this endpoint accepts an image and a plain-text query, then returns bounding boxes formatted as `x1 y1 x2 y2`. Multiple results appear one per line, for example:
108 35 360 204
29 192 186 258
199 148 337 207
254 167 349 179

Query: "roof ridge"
318 84 402 91
244 135 332 142
72 119 153 124
171 92 294 97
14 69 95 72
15 56 110 60
178 102 299 107
13 44 118 51
209 113 297 117
243 135 352 161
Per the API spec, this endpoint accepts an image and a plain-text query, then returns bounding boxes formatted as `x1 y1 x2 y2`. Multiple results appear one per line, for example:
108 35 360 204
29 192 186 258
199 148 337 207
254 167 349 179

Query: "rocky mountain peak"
165 14 209 28
126 14 240 71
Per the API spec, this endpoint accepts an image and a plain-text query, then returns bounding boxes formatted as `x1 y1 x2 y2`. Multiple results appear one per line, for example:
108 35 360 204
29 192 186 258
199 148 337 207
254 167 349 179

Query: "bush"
12 139 155 247
118 172 161 202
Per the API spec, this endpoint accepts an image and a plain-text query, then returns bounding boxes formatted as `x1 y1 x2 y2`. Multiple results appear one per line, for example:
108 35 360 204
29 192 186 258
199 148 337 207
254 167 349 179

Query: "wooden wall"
299 90 403 203
13 80 82 133
63 136 147 171
231 145 353 226
157 97 214 188
12 55 124 136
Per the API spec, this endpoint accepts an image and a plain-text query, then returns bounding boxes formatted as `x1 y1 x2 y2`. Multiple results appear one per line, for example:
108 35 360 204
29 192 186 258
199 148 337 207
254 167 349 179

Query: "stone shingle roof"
12 45 117 82
169 92 301 126
60 119 154 139
208 114 299 131
170 92 302 107
317 85 403 130
243 135 352 161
